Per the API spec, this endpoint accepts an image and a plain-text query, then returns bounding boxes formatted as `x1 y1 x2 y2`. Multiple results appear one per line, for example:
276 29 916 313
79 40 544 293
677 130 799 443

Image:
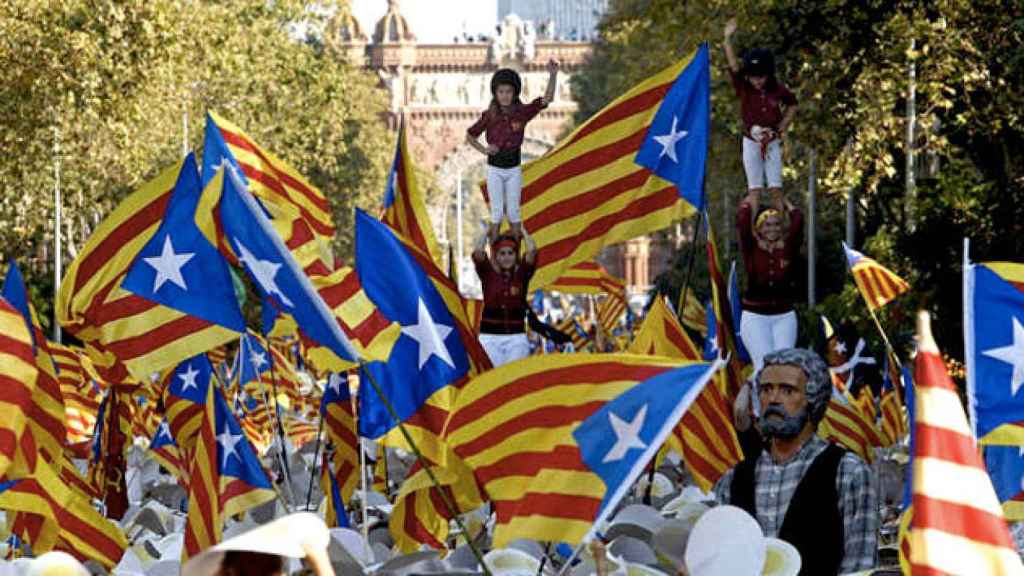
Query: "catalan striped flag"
843 242 910 311
464 298 484 334
548 262 626 301
149 419 188 486
162 354 215 454
819 393 884 464
56 160 238 383
202 111 334 238
556 315 591 352
445 353 719 547
677 287 707 335
182 370 220 561
705 217 745 399
0 297 36 478
49 344 100 447
501 46 708 290
964 259 1024 445
383 116 442 267
630 296 742 492
879 356 908 446
596 294 627 337
910 311 1024 574
0 462 128 570
853 385 877 422
389 456 485 552
320 373 358 506
285 415 317 449
320 449 350 528
3 262 66 466
355 210 491 465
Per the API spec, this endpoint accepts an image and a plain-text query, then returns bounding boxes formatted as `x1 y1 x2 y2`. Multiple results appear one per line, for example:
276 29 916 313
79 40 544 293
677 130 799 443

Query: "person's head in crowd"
492 234 520 271
756 348 830 440
217 551 284 576
754 207 783 243
741 48 778 92
25 551 90 576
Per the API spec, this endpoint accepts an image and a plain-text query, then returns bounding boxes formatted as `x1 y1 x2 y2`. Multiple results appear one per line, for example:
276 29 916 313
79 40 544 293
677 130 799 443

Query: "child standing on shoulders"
723 18 797 210
467 59 559 242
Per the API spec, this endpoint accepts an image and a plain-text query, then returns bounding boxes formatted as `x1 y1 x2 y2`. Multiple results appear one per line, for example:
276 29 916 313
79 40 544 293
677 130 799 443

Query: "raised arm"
543 58 560 104
723 18 740 74
521 227 538 266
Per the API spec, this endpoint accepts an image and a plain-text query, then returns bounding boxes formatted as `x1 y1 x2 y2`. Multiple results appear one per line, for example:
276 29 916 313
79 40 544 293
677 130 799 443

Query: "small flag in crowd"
843 242 909 311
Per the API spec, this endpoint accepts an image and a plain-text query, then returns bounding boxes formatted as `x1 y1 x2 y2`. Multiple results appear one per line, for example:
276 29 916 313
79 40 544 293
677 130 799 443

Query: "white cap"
684 505 766 576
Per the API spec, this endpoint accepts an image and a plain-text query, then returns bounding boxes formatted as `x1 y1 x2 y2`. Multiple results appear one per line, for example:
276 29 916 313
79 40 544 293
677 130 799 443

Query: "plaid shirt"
714 435 878 573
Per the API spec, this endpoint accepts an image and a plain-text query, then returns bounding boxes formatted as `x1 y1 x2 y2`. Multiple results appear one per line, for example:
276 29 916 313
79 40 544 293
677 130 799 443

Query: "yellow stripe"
1003 500 1024 522
913 457 1005 515
910 527 1023 575
485 469 605 501
981 424 1024 446
984 262 1024 284
494 517 592 548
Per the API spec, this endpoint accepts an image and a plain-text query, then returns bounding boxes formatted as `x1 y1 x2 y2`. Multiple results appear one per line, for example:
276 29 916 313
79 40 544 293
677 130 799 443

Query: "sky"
350 0 499 43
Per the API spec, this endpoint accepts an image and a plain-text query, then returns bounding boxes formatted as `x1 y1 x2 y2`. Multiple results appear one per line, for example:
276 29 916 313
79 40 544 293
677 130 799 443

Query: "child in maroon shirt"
472 227 538 367
723 18 798 210
467 59 559 242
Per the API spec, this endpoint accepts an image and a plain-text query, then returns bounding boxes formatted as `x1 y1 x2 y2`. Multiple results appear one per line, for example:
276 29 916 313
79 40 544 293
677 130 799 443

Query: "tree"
0 0 392 330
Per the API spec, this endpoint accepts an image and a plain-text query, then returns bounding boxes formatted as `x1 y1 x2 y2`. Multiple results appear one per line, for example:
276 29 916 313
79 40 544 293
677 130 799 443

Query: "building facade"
497 0 609 41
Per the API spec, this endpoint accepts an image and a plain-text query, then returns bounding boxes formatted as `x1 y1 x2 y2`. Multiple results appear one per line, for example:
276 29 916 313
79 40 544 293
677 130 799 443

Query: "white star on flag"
235 239 294 307
217 421 245 470
401 298 455 370
157 421 172 441
653 116 688 164
177 364 200 392
144 235 195 293
327 373 344 397
249 350 267 371
602 404 648 463
983 317 1024 396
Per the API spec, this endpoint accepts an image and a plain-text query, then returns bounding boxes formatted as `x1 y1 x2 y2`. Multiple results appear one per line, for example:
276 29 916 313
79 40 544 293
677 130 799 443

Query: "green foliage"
0 0 392 327
576 0 1024 360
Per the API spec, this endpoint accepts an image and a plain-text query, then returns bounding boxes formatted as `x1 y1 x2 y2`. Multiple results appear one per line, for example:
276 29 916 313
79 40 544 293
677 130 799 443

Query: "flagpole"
864 303 901 371
53 124 62 343
675 210 705 323
352 382 371 558
304 415 325 510
358 363 493 576
265 354 297 505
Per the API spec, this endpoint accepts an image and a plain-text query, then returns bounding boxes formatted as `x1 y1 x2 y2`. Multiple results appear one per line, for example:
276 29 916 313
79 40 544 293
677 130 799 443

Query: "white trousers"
479 333 530 368
739 309 798 375
742 136 783 190
487 165 523 224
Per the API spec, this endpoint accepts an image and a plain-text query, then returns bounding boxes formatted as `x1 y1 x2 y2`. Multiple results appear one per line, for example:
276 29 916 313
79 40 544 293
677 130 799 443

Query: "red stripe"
474 445 587 485
913 495 1015 548
0 428 16 460
401 491 446 548
824 412 870 453
404 403 449 436
663 317 699 359
914 423 985 468
448 362 671 432
854 269 881 307
494 492 602 524
88 290 159 325
0 375 32 406
218 128 330 213
564 80 674 148
104 315 217 360
456 402 606 459
72 189 173 294
535 185 679 268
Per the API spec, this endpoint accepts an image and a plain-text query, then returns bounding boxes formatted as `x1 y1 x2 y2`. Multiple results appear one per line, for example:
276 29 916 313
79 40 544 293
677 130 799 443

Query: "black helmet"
491 68 522 98
742 48 775 77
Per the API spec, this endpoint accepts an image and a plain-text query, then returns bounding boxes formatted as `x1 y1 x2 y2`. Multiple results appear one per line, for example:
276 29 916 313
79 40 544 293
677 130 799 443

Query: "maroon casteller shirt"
730 70 797 138
736 202 803 315
474 254 535 334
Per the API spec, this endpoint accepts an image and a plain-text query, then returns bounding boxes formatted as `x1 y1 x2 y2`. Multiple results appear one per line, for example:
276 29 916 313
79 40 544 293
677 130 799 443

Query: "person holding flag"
472 225 538 367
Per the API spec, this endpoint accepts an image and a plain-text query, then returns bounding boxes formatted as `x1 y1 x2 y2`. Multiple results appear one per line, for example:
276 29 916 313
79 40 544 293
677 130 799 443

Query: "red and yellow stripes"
322 387 358 505
596 294 627 337
910 314 1024 574
49 344 100 445
846 247 910 311
706 219 744 400
548 262 626 302
819 396 884 463
446 353 689 547
183 383 219 562
383 118 443 268
0 298 36 477
209 111 334 238
56 160 238 381
506 54 697 291
678 288 707 335
629 297 741 492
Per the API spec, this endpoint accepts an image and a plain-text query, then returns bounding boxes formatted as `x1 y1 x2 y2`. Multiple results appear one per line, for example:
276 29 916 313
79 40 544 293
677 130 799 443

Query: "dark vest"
730 443 846 576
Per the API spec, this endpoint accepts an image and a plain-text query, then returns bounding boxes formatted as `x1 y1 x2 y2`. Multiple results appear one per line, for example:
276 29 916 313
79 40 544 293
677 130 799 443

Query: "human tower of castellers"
5 18 1021 576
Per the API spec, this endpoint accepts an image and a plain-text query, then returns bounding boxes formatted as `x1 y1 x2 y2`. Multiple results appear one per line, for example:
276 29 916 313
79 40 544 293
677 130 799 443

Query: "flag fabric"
0 297 36 478
547 262 626 301
444 353 720 546
879 357 909 446
354 209 490 464
842 242 910 311
556 315 590 352
677 287 707 335
215 165 359 364
910 312 1024 574
596 294 627 338
630 296 742 492
495 46 709 291
182 373 220 560
984 445 1024 521
320 373 359 506
149 419 188 486
819 393 884 464
321 449 351 528
202 111 334 238
0 462 128 570
212 385 276 519
162 354 215 454
964 260 1024 444
705 218 745 399
3 262 66 466
727 261 751 364
382 116 442 267
49 344 101 447
56 159 239 384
